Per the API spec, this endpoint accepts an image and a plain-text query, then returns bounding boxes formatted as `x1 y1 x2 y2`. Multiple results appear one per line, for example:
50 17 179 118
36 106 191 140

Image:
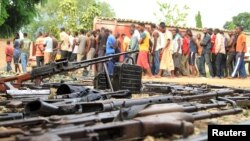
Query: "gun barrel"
193 108 242 120
183 90 234 101
100 90 132 99
81 90 234 113
137 103 227 117
72 50 138 65
183 102 227 112
25 100 59 116
0 113 24 121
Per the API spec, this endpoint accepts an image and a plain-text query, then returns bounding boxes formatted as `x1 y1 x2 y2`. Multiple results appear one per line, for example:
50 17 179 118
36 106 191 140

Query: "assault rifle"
8 108 242 141
0 102 226 125
142 82 208 95
1 89 131 111
25 89 234 116
0 50 138 92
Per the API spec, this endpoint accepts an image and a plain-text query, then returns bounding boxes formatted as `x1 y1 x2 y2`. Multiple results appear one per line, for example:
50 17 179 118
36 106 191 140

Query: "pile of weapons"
0 82 250 141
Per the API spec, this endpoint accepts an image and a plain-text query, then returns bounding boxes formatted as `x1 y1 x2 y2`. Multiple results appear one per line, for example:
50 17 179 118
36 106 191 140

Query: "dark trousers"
61 50 68 59
70 53 77 62
226 52 236 77
97 49 105 73
211 53 216 76
6 61 12 72
67 52 72 61
221 54 226 77
151 50 160 75
201 53 214 77
215 53 224 78
196 56 206 77
36 56 44 67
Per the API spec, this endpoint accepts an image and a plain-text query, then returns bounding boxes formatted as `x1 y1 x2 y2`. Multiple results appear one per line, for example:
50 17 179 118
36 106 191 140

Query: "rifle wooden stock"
0 73 31 92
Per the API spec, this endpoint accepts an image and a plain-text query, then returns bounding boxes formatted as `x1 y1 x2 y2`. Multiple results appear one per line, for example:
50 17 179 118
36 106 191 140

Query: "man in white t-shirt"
68 32 74 60
43 32 53 64
156 22 175 77
59 27 69 59
150 24 162 75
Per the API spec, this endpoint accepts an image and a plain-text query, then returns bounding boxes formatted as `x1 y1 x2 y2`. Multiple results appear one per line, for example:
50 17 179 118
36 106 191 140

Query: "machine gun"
6 108 242 141
25 89 234 116
0 50 138 92
0 102 227 126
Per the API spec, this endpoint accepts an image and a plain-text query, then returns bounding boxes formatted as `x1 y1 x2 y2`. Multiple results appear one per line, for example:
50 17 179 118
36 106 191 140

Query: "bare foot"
145 76 155 79
155 75 162 78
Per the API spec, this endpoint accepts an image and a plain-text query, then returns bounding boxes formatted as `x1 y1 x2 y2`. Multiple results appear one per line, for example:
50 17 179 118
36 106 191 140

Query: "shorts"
189 52 196 65
137 51 150 69
13 56 20 64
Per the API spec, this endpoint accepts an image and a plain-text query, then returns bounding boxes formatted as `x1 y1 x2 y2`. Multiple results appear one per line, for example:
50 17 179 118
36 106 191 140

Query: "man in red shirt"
181 33 190 76
5 40 14 72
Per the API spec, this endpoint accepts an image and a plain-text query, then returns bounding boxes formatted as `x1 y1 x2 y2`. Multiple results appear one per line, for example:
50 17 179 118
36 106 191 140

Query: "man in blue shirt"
106 30 115 55
105 30 116 75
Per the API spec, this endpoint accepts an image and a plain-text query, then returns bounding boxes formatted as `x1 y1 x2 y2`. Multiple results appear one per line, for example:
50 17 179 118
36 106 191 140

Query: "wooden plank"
6 89 50 95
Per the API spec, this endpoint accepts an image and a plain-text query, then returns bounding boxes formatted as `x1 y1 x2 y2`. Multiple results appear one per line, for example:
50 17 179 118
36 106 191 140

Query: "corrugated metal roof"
97 17 205 31
96 17 250 34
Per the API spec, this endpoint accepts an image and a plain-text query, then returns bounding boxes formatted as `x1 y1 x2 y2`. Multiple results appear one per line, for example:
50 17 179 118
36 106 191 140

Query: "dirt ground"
1 38 250 141
143 77 250 88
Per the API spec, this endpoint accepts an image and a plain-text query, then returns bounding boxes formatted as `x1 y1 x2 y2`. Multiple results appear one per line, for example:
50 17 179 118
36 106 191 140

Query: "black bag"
112 57 142 93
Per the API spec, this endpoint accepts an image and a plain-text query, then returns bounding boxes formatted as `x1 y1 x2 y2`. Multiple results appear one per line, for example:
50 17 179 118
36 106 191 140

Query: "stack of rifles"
0 51 250 141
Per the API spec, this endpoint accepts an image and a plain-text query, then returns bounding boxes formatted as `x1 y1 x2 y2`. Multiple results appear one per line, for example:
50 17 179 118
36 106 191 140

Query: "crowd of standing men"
134 22 248 79
4 22 248 79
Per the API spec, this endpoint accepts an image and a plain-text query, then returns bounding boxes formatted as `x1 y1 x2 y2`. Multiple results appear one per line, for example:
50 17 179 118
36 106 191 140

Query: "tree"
154 1 190 26
24 0 115 39
195 11 202 28
223 12 250 31
0 0 44 38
